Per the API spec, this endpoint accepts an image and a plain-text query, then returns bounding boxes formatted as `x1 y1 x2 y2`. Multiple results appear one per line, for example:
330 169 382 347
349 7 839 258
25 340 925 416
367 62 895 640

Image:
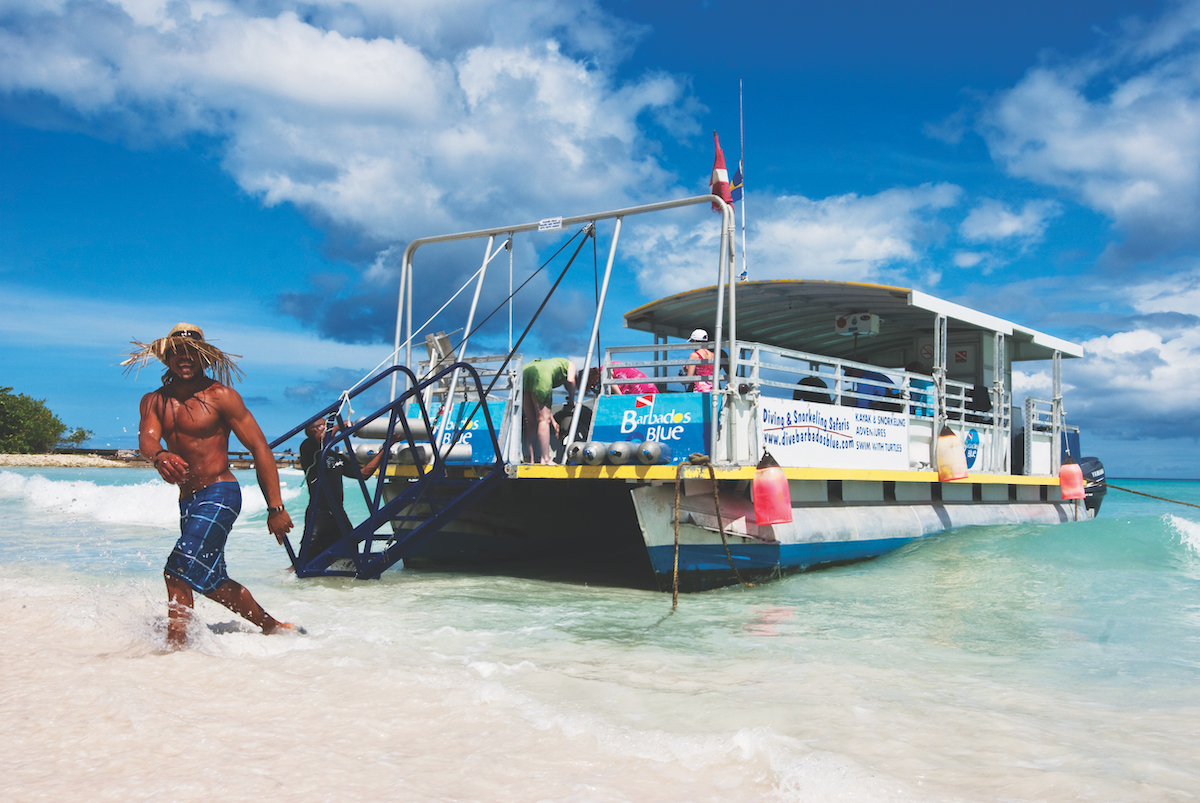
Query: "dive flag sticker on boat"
635 395 654 408
538 217 563 232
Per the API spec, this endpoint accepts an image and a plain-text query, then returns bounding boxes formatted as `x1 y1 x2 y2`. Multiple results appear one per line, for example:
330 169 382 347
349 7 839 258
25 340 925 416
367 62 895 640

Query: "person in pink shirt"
607 362 658 395
588 360 662 393
684 329 715 393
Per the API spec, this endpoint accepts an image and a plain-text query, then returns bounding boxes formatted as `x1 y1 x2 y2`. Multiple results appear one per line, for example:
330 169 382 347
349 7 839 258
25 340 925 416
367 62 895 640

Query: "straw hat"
121 322 244 385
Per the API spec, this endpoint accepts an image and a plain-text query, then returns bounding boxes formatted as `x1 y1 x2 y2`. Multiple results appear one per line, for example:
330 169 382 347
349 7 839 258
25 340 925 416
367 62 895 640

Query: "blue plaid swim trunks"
165 481 241 594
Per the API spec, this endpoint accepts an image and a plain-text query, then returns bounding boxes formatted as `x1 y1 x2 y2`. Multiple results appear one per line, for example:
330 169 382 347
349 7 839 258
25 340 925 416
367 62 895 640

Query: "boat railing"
601 340 1017 472
604 339 971 412
1021 395 1066 476
418 352 524 465
418 352 522 401
600 342 729 393
743 341 1015 473
742 342 924 410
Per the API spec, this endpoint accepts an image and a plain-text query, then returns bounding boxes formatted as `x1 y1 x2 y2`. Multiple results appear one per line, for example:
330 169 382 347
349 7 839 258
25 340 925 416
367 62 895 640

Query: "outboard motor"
1079 456 1106 516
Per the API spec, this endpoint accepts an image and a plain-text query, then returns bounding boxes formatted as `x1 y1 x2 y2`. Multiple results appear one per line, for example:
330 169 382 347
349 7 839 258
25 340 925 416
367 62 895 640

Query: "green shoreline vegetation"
0 386 92 455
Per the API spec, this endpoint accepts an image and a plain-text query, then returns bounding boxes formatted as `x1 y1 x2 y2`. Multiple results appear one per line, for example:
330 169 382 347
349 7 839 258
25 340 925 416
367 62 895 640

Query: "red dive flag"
710 131 733 211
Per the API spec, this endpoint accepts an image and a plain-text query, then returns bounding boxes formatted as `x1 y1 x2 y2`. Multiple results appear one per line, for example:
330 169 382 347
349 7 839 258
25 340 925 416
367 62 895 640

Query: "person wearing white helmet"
684 329 715 393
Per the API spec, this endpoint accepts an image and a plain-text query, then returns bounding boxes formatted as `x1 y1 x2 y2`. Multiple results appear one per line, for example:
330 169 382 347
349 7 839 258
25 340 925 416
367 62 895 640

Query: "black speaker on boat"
1080 456 1106 515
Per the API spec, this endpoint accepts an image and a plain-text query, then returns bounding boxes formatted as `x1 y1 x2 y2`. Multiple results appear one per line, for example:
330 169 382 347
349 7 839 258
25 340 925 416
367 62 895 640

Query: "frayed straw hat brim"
121 334 244 386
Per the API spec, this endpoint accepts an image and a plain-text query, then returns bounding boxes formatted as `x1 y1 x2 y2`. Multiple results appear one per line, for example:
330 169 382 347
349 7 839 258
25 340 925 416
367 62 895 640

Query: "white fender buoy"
936 425 969 482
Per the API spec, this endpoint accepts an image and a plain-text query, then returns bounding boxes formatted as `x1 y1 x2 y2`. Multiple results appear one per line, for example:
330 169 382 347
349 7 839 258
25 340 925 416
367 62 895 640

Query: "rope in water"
672 453 752 610
1107 483 1200 509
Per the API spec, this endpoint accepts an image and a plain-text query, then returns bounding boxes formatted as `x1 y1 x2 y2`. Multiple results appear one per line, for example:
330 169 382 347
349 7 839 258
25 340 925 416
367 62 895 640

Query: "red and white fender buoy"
752 452 793 525
1059 456 1085 500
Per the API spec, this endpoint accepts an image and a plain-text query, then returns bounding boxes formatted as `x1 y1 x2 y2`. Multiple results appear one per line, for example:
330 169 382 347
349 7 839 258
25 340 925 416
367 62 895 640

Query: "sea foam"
0 468 305 527
1166 513 1200 556
0 469 177 526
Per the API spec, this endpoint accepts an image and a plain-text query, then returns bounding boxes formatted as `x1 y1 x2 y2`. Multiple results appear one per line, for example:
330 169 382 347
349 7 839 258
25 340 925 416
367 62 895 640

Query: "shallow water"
1 468 1198 801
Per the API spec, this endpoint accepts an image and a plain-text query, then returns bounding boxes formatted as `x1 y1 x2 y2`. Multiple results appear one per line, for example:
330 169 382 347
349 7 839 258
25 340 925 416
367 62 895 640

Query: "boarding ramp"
270 361 507 579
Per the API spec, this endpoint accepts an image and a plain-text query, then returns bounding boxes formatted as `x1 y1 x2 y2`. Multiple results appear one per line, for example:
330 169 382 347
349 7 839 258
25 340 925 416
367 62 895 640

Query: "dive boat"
273 196 1105 591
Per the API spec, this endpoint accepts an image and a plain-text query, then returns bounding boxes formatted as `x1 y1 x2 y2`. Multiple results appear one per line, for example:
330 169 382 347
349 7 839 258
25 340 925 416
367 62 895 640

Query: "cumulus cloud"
959 198 1060 242
627 183 962 296
981 0 1200 263
1011 368 1053 397
1068 326 1200 439
1124 271 1200 315
0 0 699 339
1069 268 1200 440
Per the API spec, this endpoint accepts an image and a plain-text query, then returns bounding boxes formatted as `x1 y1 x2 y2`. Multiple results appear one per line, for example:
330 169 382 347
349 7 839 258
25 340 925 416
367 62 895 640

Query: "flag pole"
738 78 747 281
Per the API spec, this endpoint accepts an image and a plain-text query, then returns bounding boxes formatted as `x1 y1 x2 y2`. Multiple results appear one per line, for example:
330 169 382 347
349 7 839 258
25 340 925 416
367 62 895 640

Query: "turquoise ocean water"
1 466 1198 801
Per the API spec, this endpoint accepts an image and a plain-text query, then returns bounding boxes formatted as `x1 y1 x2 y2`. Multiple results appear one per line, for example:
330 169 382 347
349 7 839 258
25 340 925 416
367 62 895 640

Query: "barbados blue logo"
618 395 694 442
591 393 710 463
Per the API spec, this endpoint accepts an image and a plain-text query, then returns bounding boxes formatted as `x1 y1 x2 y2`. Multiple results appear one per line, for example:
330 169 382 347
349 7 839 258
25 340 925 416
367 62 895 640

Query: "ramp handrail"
271 361 506 578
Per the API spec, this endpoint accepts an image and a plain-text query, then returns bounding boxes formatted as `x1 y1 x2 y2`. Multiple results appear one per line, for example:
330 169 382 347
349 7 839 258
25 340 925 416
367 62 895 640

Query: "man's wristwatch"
267 505 286 515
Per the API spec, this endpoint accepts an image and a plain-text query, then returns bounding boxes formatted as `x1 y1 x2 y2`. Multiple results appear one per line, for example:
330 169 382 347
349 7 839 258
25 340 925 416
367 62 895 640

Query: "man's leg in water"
206 580 299 634
165 572 194 648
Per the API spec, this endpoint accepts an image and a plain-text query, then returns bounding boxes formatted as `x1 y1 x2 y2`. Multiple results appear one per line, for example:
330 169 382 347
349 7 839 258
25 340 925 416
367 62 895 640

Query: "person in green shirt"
522 357 577 464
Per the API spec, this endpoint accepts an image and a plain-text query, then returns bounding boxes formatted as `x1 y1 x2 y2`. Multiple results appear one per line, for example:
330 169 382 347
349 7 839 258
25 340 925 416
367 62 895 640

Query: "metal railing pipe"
725 205 738 461
436 236 497 447
710 200 733 462
569 218 623 443
392 194 729 449
390 255 410 400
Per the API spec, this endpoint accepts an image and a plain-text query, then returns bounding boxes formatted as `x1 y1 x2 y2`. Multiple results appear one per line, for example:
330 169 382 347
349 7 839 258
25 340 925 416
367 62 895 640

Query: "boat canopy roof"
624 280 1083 362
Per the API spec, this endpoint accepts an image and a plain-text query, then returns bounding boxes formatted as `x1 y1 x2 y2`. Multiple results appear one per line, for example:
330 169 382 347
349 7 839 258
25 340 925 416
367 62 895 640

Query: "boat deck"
385 463 1063 485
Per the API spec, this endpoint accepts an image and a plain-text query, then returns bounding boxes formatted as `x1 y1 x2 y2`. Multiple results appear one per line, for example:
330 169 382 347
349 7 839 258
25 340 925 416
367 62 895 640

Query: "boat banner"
965 428 980 469
759 398 908 470
590 393 711 464
405 401 507 464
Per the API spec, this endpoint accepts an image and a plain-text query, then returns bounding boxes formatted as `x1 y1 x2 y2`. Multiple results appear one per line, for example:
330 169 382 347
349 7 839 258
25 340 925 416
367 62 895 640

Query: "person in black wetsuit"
298 417 384 564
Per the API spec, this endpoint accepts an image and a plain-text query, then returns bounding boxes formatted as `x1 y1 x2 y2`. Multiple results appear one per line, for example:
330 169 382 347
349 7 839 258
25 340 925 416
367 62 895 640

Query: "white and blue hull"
389 472 1093 591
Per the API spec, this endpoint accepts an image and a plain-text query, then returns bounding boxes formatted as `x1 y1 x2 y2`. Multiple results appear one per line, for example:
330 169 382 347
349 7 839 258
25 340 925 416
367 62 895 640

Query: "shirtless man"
127 323 300 648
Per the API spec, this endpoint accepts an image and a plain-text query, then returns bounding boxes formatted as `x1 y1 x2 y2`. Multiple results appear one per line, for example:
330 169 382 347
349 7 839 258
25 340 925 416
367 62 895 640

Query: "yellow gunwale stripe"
385 464 1060 485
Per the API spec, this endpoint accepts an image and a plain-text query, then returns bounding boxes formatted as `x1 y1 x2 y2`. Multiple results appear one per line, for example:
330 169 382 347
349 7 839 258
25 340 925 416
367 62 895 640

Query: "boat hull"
388 473 1089 591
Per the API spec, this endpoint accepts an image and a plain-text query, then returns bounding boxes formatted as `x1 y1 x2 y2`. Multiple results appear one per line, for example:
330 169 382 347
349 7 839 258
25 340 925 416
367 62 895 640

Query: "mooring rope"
671 453 751 610
1107 483 1200 509
672 460 684 610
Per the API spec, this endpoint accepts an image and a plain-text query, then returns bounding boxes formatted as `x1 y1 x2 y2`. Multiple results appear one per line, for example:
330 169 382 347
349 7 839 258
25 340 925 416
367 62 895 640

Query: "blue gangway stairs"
269 362 508 579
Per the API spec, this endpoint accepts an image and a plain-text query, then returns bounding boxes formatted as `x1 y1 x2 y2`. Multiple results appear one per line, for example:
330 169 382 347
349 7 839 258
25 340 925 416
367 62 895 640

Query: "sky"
2 0 1199 476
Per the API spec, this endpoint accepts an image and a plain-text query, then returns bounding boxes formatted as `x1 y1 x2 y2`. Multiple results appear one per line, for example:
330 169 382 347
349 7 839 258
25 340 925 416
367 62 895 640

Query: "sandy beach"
0 453 148 468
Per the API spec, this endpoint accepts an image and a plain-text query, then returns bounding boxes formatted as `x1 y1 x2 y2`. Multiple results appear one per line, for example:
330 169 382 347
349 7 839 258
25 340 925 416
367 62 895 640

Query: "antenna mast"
738 79 747 281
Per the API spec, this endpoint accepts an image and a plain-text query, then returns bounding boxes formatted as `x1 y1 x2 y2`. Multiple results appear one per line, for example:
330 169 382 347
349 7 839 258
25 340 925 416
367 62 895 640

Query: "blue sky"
2 0 1198 476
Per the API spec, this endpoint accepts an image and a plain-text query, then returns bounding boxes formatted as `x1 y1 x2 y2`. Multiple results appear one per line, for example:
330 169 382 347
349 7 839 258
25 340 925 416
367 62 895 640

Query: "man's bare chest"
160 393 227 439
